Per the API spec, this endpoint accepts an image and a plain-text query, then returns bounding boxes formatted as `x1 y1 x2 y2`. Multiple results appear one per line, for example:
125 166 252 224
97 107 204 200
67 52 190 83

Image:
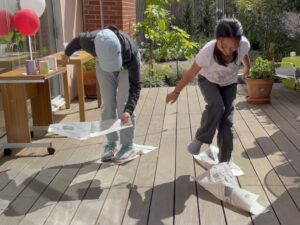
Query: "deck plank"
68 88 151 225
41 148 100 225
122 87 167 225
174 87 199 225
146 88 177 225
17 148 94 225
190 86 228 225
0 84 299 225
234 90 300 225
95 88 159 225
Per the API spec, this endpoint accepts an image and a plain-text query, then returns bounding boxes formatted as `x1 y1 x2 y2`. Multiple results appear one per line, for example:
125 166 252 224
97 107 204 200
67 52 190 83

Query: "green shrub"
249 57 275 79
84 59 96 71
142 76 165 88
135 3 198 76
282 79 300 90
154 64 173 79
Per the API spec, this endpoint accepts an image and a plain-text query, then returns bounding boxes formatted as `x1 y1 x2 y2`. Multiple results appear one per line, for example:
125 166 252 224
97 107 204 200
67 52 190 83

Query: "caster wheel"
4 148 12 156
47 147 55 155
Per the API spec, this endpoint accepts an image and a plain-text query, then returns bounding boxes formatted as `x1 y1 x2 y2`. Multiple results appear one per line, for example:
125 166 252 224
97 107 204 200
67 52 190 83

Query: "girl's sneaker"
113 144 138 163
187 139 203 155
101 142 117 161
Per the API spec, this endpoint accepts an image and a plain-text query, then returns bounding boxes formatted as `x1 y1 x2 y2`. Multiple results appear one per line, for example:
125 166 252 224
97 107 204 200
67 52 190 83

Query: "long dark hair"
213 18 243 66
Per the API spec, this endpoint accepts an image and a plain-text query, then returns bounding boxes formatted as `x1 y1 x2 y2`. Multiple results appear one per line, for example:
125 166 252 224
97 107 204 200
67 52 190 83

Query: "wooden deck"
0 83 300 225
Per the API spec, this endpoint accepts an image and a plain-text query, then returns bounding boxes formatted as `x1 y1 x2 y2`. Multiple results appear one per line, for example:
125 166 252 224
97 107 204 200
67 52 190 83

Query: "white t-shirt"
195 36 250 86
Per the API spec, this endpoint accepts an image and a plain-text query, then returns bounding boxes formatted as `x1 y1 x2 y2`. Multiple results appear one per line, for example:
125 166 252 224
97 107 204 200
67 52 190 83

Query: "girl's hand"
242 54 250 81
165 62 200 104
243 67 250 80
121 112 131 124
166 91 180 104
61 54 69 66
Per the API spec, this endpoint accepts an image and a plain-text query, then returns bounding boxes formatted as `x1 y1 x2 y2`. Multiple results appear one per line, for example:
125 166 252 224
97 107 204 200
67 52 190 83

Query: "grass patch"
282 79 300 90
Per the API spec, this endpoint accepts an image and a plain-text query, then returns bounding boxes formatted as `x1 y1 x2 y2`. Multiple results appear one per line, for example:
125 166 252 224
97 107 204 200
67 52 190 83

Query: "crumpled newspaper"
48 119 132 140
194 163 269 215
98 144 158 165
193 145 244 176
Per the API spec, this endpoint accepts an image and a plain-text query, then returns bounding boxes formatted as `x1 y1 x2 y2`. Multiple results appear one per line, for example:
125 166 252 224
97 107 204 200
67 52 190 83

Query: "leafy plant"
142 75 165 88
83 59 96 71
0 33 13 44
249 57 275 79
181 1 196 36
0 32 26 53
195 0 216 38
0 31 25 47
135 4 170 66
144 0 179 5
235 0 300 59
160 26 198 78
37 47 49 57
135 2 198 77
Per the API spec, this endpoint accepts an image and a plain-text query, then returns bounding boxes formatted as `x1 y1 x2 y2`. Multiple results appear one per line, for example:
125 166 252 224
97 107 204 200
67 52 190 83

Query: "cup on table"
35 58 42 72
25 60 37 75
39 60 49 74
46 56 57 70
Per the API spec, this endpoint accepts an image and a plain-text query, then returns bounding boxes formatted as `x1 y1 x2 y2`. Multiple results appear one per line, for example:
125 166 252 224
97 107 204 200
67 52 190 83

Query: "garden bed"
141 59 194 87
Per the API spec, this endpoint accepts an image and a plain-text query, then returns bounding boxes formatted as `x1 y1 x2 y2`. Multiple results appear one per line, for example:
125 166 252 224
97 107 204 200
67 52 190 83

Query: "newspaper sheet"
193 145 244 176
96 144 158 165
48 119 133 140
194 163 269 215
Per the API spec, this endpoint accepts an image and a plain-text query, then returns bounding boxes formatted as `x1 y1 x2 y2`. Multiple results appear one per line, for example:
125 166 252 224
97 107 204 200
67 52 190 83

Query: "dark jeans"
196 75 237 162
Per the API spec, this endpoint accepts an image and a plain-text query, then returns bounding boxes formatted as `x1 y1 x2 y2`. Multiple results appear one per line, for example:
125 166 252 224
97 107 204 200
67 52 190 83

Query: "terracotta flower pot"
83 70 97 98
246 78 273 104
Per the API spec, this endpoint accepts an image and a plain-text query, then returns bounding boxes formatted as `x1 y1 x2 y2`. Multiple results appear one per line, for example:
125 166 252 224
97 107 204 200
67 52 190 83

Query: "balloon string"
28 36 33 60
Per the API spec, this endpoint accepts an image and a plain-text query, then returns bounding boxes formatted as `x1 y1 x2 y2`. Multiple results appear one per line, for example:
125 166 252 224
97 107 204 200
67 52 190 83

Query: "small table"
49 51 101 121
0 67 67 154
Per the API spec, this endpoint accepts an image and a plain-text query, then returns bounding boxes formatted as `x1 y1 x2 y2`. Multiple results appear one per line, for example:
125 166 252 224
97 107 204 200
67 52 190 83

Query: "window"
0 0 65 137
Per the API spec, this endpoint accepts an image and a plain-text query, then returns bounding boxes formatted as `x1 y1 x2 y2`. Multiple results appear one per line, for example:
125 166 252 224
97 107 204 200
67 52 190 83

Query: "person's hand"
121 112 131 124
166 90 180 104
243 73 249 81
243 67 250 81
61 54 69 66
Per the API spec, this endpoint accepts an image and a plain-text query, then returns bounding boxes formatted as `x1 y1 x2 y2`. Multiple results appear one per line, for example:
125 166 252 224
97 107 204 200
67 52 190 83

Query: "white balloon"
0 0 18 13
20 0 46 17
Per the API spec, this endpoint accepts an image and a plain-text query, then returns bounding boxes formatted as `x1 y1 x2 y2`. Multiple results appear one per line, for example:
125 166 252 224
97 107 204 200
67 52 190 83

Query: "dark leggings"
196 75 237 162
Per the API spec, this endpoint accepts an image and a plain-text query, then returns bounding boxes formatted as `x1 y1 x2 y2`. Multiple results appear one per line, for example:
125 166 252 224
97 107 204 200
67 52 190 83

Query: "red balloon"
14 9 40 36
0 10 14 36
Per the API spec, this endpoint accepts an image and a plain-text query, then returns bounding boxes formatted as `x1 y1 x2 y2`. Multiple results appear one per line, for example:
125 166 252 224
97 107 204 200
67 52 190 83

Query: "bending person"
62 25 141 163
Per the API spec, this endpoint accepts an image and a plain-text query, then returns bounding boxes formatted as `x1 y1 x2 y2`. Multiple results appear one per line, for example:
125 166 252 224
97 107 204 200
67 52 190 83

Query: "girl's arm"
242 54 250 80
166 62 201 104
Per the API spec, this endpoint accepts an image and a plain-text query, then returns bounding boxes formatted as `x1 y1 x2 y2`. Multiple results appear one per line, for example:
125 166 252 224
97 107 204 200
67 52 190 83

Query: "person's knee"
218 119 233 131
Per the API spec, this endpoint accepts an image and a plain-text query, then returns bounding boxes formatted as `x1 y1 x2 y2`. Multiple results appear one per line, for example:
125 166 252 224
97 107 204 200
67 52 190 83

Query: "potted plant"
246 57 275 104
83 58 97 98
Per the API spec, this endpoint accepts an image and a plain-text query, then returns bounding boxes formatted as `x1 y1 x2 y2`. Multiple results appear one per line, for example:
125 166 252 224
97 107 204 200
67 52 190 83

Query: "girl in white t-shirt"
166 18 250 163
